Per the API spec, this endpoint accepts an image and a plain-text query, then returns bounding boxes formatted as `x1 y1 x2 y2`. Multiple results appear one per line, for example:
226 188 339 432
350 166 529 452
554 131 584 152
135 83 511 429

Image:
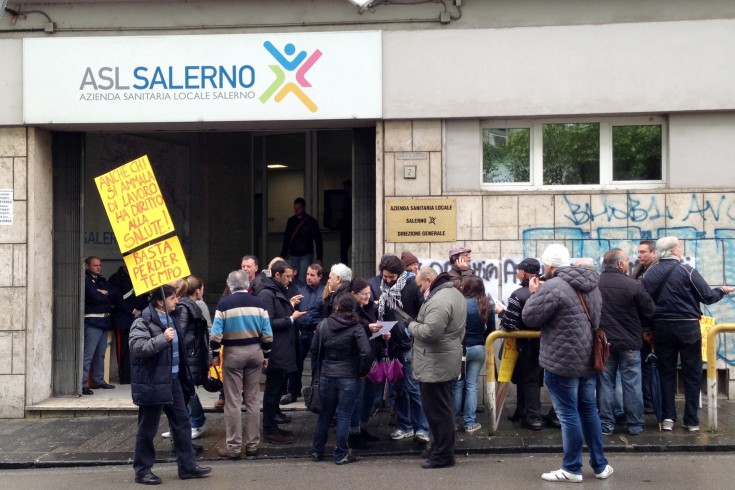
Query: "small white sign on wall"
0 189 13 225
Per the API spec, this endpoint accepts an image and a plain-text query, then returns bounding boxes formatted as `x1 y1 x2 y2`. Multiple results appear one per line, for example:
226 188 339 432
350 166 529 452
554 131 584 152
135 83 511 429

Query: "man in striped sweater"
210 270 273 460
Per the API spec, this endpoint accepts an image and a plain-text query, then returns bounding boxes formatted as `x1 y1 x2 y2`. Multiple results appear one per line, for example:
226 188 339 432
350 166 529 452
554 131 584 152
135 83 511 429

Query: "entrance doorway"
52 126 375 395
253 130 353 271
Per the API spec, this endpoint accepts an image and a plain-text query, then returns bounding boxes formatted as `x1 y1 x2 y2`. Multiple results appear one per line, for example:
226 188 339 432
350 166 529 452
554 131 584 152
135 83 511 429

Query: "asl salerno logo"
260 41 322 113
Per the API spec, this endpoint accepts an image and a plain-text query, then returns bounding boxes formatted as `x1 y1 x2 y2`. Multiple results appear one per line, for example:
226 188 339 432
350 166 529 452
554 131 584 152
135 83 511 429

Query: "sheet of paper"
371 321 397 339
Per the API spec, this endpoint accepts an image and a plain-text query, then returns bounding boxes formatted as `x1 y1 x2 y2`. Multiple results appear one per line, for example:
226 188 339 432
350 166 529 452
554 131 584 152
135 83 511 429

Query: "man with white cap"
522 244 613 483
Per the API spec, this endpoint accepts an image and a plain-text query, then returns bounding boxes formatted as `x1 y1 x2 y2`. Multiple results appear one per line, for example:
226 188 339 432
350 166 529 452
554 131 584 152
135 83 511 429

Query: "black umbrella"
645 351 663 432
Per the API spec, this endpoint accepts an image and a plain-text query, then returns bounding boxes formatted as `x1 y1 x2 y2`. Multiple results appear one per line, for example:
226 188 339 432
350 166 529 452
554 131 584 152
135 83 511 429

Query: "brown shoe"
214 398 225 410
217 447 241 460
264 432 293 444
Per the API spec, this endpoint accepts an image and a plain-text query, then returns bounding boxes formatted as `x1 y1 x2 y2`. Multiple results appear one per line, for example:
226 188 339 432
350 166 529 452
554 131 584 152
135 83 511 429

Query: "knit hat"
518 258 541 275
541 244 570 268
401 251 419 269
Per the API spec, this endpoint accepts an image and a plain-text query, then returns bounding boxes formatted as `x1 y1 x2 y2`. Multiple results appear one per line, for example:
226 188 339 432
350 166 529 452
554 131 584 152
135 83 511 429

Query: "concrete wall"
0 127 51 417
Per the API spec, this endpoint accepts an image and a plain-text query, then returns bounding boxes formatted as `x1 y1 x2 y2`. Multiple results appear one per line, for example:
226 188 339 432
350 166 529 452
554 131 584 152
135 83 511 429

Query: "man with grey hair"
323 263 353 317
642 236 734 432
210 270 273 459
597 249 655 435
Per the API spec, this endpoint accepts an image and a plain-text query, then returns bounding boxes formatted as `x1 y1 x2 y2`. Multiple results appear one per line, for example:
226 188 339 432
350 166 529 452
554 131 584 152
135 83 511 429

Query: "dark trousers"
133 376 196 478
641 338 653 409
116 328 131 384
419 381 455 466
263 367 288 434
513 341 542 423
654 318 702 426
287 330 315 397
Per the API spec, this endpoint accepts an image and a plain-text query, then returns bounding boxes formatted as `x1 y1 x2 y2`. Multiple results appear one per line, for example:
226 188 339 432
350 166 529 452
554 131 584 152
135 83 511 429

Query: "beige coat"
408 282 467 383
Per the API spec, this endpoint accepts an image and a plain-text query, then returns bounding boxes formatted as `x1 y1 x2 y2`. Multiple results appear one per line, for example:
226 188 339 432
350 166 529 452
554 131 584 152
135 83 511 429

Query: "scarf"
378 271 408 321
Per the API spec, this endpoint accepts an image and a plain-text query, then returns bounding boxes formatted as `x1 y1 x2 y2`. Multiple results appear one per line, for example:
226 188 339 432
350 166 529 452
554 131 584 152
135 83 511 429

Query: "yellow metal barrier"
706 323 735 431
485 329 541 435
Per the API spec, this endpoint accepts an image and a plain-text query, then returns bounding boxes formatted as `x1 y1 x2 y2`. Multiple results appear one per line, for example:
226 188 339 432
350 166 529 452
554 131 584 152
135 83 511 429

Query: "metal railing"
484 329 541 435
706 323 735 431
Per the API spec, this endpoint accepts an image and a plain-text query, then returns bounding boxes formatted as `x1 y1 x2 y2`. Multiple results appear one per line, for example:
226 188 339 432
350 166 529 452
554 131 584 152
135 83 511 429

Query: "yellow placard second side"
124 236 191 296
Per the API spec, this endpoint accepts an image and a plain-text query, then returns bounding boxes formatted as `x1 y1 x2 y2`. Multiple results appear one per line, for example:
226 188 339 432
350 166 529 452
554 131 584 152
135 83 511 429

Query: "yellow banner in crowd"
124 236 191 295
700 315 716 361
94 155 175 253
498 337 519 382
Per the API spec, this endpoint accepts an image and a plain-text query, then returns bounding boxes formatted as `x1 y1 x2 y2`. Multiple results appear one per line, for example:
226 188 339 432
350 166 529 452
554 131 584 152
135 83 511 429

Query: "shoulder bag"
577 290 610 372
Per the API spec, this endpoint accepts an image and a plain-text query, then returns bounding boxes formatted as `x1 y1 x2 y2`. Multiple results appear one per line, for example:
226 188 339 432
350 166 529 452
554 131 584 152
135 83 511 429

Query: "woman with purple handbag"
348 278 386 449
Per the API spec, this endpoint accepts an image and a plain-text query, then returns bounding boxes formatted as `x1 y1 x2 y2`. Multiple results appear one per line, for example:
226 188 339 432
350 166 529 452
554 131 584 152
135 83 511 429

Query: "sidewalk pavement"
3 395 735 469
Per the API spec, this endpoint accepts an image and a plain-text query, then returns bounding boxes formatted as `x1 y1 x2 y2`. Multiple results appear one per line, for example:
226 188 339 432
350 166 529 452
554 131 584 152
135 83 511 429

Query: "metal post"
706 323 735 431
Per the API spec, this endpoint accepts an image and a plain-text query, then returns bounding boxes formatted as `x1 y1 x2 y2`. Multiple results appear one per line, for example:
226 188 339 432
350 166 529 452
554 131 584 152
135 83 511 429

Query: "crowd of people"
81 223 733 484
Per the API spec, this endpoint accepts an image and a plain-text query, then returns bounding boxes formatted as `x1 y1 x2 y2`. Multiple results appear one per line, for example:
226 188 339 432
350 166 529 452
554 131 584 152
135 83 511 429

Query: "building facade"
1 0 735 417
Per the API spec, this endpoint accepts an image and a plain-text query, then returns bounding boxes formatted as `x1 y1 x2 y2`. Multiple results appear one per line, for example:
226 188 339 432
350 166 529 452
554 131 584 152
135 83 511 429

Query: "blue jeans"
287 330 315 396
311 376 359 461
599 350 643 434
545 371 608 475
350 378 380 430
452 345 485 426
395 350 429 433
288 254 313 283
188 392 206 430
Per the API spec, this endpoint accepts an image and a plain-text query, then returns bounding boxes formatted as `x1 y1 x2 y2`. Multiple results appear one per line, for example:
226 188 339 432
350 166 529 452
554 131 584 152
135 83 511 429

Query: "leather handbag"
577 291 610 372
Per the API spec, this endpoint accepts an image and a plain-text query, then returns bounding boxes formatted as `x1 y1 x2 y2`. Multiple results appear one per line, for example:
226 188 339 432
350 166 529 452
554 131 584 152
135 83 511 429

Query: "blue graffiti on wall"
521 192 735 366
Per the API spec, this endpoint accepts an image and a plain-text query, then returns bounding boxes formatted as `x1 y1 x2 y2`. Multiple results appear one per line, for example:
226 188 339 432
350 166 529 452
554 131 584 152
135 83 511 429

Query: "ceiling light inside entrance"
267 164 288 169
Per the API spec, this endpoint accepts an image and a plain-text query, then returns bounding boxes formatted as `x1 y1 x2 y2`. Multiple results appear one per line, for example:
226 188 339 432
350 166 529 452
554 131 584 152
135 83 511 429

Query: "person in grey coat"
523 244 613 483
408 268 466 469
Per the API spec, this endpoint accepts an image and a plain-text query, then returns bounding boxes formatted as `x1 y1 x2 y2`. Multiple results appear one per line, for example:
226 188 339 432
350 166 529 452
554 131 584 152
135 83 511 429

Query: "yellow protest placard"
700 315 716 361
94 155 175 253
124 236 191 295
497 337 519 382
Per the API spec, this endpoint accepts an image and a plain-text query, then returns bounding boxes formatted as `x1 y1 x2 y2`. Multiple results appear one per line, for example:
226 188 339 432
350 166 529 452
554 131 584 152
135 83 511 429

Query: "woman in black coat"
308 293 373 465
129 285 211 485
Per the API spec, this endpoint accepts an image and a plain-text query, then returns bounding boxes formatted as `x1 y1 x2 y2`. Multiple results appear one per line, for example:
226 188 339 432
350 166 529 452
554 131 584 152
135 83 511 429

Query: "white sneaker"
541 469 583 483
595 465 614 480
662 419 674 431
161 431 171 438
191 426 206 439
414 430 430 443
390 429 414 440
681 424 699 432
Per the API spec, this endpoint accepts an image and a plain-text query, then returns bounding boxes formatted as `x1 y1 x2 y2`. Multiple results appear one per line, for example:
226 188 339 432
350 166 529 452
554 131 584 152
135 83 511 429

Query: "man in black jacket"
501 258 546 431
597 249 655 435
374 255 428 443
643 236 734 431
256 260 306 444
109 265 148 385
281 198 323 282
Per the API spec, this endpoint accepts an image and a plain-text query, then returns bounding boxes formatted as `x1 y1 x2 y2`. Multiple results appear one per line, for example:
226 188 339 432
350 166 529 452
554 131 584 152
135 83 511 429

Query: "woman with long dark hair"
309 293 373 464
452 275 494 432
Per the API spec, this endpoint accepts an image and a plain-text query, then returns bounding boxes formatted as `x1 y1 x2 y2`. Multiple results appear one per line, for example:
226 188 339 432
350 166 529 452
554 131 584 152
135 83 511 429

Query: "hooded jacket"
256 276 297 373
408 275 467 383
310 313 373 378
522 266 601 378
129 305 194 406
